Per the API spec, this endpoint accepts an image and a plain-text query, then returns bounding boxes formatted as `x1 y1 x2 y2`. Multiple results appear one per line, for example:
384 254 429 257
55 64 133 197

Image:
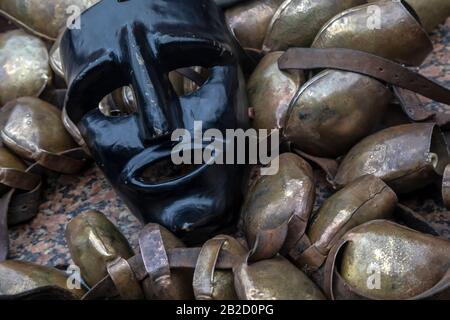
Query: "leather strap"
0 168 40 191
107 257 144 300
138 224 175 300
35 148 88 175
83 242 239 300
278 48 450 105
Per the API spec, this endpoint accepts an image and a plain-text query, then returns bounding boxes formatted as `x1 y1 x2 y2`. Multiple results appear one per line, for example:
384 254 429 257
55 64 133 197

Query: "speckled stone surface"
7 18 450 267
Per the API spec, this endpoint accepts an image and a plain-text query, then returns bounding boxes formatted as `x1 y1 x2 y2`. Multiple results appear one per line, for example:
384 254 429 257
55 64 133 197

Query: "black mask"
61 0 248 242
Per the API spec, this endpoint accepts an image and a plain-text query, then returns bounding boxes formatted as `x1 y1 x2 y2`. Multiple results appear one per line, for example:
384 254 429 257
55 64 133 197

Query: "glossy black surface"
61 0 248 242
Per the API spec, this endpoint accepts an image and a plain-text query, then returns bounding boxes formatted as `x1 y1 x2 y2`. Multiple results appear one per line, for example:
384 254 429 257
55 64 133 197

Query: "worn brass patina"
0 30 50 106
247 52 305 130
65 210 134 287
0 0 100 41
369 0 450 33
193 235 246 300
0 260 85 299
312 0 432 66
263 0 365 51
242 153 315 261
225 0 283 50
289 175 397 269
335 123 450 193
328 220 450 300
406 0 450 32
0 147 27 195
234 256 326 300
284 70 392 158
0 97 79 173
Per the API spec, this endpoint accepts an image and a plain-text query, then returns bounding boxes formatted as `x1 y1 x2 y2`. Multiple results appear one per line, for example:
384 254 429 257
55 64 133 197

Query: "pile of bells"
1 0 450 300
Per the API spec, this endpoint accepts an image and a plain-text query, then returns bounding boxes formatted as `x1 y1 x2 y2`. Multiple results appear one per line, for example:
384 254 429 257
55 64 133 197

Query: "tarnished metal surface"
234 256 326 300
0 0 100 41
0 147 27 195
0 97 78 161
193 235 246 300
0 30 50 106
335 123 450 193
406 0 450 32
247 52 304 130
312 0 432 66
263 0 365 51
242 153 315 261
284 70 392 158
225 0 283 50
369 0 450 33
337 220 450 300
0 260 85 298
292 175 397 269
65 210 134 287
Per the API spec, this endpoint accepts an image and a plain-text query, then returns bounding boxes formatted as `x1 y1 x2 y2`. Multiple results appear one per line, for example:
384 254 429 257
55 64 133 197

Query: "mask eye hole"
169 67 211 97
98 86 138 117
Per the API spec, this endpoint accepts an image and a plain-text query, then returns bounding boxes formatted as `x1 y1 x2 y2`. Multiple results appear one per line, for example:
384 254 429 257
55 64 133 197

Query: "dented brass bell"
0 0 100 41
262 0 365 51
247 52 305 130
335 123 450 193
0 97 84 174
284 70 392 158
312 0 432 66
65 210 134 287
225 0 283 50
193 235 246 300
0 260 85 299
234 256 326 300
327 220 450 300
242 153 315 261
288 175 397 269
0 30 50 106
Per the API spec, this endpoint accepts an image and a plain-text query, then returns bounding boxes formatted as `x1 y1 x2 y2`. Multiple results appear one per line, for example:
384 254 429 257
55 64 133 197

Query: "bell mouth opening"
429 126 450 175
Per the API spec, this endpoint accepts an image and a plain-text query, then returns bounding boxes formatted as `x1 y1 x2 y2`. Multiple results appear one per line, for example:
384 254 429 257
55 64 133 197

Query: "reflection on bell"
335 123 450 193
242 153 315 262
263 0 365 51
65 210 134 287
247 52 305 131
0 0 100 41
312 0 432 66
331 220 450 300
234 255 326 300
0 260 85 299
0 30 50 106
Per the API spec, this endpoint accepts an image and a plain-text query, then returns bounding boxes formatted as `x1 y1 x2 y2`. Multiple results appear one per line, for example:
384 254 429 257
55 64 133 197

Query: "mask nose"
126 28 182 141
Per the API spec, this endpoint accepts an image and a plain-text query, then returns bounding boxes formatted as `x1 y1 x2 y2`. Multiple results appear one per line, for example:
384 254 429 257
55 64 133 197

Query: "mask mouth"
121 143 212 192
